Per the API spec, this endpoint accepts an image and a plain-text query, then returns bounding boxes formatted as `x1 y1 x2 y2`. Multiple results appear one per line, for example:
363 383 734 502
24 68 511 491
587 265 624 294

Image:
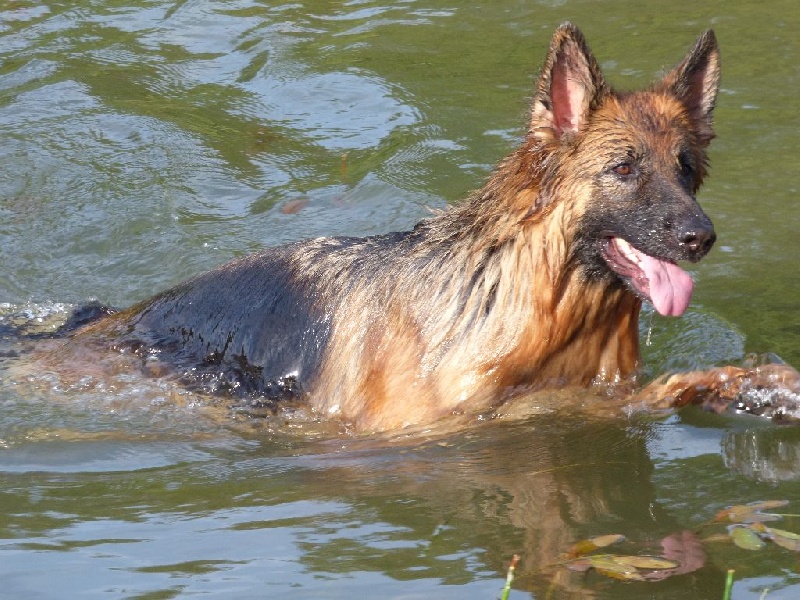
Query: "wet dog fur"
52 23 800 430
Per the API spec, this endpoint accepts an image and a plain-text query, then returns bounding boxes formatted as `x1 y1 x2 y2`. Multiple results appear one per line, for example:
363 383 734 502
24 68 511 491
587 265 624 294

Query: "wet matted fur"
53 23 800 430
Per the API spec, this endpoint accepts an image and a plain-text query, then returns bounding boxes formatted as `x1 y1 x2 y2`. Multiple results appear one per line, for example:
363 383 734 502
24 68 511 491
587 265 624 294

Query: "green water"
2 1 800 598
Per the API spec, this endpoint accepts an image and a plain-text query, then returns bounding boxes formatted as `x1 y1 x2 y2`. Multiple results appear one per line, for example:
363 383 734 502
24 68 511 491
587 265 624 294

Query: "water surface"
2 1 800 598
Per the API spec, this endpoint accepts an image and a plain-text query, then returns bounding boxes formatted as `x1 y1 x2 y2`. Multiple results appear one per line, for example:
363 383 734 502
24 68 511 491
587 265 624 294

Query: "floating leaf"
714 500 789 524
584 555 643 581
729 526 766 550
564 554 678 582
613 556 679 569
595 567 644 581
641 530 707 581
740 513 782 524
750 500 791 510
763 526 800 552
662 531 705 569
565 534 626 558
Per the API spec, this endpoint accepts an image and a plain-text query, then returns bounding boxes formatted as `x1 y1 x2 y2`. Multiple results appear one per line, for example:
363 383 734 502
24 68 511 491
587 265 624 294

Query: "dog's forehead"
593 91 694 151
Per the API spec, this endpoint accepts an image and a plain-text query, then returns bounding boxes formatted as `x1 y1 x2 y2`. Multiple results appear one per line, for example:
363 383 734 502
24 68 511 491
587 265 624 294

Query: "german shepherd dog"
49 23 800 430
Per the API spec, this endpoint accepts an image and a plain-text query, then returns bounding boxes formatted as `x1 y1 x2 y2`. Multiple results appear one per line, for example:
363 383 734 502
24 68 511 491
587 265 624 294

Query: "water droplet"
645 311 655 347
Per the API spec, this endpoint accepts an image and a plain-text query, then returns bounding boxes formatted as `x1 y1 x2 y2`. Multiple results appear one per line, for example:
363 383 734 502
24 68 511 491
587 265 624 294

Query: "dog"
47 22 799 430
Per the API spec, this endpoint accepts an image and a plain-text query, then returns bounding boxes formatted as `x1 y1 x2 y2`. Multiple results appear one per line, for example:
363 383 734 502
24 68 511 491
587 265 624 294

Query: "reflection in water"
6 307 797 597
723 426 800 482
2 308 773 600
0 398 724 598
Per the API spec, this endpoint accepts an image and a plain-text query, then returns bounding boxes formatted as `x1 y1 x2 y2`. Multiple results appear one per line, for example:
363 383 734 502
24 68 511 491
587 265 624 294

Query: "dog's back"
66 23 722 430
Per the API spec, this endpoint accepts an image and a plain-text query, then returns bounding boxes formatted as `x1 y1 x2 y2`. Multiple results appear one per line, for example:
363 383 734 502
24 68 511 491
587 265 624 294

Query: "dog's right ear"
530 23 607 142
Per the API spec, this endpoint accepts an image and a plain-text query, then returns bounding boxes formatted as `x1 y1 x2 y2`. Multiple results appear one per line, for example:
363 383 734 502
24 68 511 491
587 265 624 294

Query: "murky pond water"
2 1 800 598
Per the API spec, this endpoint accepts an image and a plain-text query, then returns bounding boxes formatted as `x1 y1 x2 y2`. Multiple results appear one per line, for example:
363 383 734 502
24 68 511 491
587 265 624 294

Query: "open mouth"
600 237 695 317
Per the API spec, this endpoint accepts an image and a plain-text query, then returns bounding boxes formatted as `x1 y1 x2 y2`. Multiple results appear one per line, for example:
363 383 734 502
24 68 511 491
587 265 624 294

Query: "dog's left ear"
662 30 721 144
530 22 607 142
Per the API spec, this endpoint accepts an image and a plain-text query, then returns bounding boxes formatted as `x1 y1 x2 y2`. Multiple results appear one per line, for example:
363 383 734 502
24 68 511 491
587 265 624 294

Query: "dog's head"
528 23 720 317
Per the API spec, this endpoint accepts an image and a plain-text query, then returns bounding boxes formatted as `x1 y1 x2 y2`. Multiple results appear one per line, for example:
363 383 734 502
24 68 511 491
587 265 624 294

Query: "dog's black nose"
679 225 716 259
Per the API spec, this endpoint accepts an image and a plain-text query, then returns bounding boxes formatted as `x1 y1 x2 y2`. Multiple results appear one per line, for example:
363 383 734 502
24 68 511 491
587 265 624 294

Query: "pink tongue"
637 254 694 317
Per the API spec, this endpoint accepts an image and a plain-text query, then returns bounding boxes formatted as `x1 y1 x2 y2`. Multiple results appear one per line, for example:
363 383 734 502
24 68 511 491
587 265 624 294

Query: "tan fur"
49 23 797 432
283 25 730 430
294 27 720 429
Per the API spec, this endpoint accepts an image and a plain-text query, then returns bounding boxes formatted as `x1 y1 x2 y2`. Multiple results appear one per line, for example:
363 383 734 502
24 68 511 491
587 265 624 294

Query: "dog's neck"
441 151 644 392
479 223 642 392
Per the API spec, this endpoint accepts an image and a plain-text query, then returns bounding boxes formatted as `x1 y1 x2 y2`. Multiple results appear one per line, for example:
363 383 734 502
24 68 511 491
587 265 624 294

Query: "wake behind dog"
21 23 800 430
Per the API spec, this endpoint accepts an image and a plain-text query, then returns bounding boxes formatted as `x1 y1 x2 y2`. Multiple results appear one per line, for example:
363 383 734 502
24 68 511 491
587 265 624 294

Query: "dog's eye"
678 152 695 178
611 163 634 177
